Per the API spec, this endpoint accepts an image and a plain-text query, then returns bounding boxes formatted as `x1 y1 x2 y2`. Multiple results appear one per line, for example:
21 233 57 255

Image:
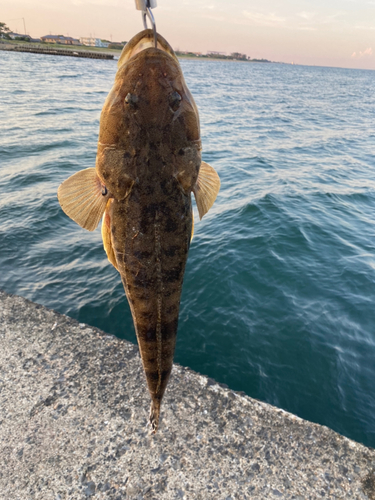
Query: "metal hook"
143 8 157 48
135 0 158 48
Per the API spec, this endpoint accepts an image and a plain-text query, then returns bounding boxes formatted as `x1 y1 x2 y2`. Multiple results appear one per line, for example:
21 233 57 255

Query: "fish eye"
125 93 138 106
102 186 108 196
169 91 182 111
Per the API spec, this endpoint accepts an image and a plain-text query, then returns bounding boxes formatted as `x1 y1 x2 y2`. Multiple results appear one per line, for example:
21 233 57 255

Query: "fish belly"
110 180 192 417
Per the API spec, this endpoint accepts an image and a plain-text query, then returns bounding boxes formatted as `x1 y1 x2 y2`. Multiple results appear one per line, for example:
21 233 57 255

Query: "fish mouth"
118 29 179 68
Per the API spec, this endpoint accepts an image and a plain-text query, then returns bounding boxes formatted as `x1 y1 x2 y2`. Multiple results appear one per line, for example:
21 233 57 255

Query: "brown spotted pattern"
96 30 201 431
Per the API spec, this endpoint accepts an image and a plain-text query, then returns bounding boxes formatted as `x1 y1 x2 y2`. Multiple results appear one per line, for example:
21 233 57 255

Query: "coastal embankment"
0 43 114 60
0 40 271 63
1 289 374 499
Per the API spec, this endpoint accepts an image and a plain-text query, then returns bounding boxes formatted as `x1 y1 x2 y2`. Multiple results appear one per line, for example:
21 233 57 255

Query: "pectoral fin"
57 168 110 231
193 161 220 220
101 200 118 271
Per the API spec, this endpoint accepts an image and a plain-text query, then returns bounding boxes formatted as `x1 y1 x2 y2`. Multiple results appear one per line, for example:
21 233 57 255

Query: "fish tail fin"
149 399 161 433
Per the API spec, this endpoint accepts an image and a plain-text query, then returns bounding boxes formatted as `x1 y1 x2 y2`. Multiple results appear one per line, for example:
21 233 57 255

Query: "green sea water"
1 50 374 447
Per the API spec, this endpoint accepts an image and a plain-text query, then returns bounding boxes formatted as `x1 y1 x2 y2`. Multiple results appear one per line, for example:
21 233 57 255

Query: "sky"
2 0 375 69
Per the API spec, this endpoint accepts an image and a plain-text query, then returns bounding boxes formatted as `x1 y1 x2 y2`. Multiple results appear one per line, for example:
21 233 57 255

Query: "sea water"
1 50 374 447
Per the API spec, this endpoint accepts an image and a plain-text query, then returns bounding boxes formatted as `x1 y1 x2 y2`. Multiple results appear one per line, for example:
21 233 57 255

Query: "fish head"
97 30 201 199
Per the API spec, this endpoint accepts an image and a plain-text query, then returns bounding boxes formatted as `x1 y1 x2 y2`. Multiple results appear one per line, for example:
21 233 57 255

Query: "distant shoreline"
0 39 272 64
1 43 114 60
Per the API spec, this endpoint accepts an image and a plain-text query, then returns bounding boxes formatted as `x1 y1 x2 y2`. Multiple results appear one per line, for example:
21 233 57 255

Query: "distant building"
176 51 202 56
41 35 80 45
80 37 110 48
80 37 95 46
207 50 226 56
9 32 31 41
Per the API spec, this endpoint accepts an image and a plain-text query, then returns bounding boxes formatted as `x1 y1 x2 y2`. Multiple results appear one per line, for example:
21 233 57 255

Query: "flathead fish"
57 29 220 432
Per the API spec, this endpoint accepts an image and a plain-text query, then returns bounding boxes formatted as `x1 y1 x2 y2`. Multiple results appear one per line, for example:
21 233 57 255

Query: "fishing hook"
135 0 157 48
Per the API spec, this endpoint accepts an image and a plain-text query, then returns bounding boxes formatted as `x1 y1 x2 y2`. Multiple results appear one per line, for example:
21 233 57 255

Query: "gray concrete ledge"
0 289 374 500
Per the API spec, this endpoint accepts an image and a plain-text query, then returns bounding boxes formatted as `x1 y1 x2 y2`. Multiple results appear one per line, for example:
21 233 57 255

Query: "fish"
57 29 220 432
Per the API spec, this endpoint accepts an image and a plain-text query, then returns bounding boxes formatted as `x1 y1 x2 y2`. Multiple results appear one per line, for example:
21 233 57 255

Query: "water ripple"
1 51 375 446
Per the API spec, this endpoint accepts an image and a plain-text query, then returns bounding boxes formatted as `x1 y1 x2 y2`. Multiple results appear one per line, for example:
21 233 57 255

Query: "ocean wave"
1 53 375 447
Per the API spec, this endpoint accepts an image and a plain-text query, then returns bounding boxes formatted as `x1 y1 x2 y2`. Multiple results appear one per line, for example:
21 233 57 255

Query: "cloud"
235 9 352 33
202 5 358 33
242 11 285 27
180 0 217 8
352 47 373 58
320 12 346 25
297 11 316 20
362 47 373 56
70 0 123 6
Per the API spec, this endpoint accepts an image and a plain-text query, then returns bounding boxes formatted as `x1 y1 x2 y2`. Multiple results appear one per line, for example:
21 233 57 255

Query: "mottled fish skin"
98 31 201 431
57 29 220 432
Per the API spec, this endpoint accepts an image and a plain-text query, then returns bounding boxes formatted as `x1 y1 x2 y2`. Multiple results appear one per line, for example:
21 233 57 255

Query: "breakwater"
1 44 114 60
1 289 374 499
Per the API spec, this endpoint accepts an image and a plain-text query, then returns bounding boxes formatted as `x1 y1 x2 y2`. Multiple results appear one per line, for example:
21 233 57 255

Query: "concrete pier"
0 289 374 499
0 44 114 60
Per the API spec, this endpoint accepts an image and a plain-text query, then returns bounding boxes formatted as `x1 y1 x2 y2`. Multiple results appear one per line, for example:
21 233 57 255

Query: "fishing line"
135 0 158 48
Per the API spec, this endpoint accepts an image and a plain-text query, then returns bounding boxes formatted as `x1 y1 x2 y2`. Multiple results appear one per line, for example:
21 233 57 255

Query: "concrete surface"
0 289 374 499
